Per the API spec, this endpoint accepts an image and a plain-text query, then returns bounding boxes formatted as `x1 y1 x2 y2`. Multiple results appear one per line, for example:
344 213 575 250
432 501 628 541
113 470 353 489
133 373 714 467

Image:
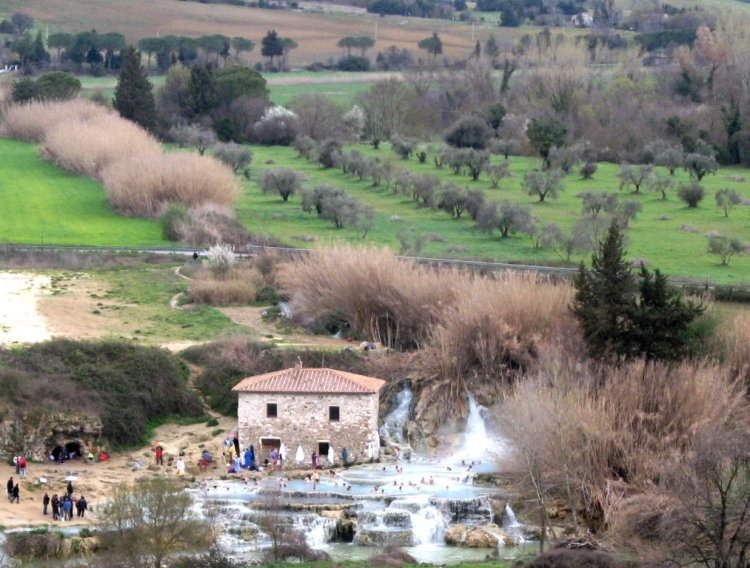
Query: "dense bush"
101 153 239 217
163 205 263 248
677 180 706 208
444 116 493 149
0 340 203 447
338 55 371 71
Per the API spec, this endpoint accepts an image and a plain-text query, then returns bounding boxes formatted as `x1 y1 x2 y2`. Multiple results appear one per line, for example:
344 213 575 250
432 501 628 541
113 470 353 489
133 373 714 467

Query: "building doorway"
260 437 281 465
318 441 330 459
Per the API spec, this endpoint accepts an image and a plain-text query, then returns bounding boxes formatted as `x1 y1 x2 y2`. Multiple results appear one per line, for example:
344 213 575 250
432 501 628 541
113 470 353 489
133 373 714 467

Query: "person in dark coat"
11 483 19 504
6 477 13 501
76 495 87 518
51 494 60 520
66 480 74 497
233 435 240 458
43 492 50 515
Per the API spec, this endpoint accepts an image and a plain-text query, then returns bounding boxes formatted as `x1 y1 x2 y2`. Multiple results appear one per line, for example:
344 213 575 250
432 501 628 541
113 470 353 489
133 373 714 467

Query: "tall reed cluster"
0 99 239 218
279 246 576 378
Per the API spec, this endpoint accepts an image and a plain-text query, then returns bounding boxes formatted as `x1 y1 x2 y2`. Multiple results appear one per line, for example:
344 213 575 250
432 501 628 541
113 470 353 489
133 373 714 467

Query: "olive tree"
169 124 217 155
524 169 564 202
646 173 675 200
577 191 618 218
617 164 653 193
260 168 305 202
715 188 742 217
708 235 743 266
212 142 252 174
476 200 536 238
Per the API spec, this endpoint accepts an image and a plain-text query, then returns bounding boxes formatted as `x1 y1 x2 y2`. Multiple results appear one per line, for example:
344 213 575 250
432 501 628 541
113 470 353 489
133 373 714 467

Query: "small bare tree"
98 478 204 568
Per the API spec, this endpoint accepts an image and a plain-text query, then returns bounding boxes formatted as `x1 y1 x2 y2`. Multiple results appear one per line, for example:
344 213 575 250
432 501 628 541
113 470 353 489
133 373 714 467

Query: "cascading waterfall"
356 497 448 546
296 514 336 548
456 394 506 462
379 386 413 445
502 503 525 543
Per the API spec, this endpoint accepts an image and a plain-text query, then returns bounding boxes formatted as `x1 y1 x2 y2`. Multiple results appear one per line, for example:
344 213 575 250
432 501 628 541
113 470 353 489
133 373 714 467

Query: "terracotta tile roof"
232 367 385 395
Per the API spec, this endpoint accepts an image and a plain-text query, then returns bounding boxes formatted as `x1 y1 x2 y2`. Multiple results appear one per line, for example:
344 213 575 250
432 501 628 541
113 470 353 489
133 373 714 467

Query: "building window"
266 403 277 418
329 406 340 422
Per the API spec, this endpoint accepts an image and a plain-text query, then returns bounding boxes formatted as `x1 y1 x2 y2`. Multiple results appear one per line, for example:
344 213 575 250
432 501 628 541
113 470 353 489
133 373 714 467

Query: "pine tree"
572 221 636 360
573 221 704 361
629 267 704 361
261 30 284 66
113 46 157 131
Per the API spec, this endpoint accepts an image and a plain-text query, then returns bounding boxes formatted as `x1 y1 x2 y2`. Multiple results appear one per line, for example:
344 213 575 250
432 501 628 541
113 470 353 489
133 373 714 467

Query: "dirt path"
218 306 348 349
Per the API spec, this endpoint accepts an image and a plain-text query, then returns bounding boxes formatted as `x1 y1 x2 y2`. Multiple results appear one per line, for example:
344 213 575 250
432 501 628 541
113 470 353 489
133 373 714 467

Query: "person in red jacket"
155 445 164 466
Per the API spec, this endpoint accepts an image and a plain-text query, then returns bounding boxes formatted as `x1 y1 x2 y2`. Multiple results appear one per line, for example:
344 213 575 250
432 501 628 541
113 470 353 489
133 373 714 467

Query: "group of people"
43 490 87 520
12 455 27 478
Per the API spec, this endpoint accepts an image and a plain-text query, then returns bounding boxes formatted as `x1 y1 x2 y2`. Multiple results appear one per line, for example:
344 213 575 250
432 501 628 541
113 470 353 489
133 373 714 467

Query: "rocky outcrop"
356 527 413 547
0 411 103 461
444 523 518 548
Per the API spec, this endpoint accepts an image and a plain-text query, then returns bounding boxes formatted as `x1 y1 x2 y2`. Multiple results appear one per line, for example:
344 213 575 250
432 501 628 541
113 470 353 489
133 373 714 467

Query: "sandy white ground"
0 273 51 345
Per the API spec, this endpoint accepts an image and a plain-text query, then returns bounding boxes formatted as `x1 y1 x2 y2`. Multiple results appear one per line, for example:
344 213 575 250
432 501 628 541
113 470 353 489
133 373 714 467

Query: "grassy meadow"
0 138 166 246
242 144 750 284
3 133 750 284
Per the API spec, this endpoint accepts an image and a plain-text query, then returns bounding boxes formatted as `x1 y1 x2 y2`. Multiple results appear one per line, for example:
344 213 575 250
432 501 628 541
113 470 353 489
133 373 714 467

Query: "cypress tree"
113 46 157 131
186 64 218 118
572 221 636 360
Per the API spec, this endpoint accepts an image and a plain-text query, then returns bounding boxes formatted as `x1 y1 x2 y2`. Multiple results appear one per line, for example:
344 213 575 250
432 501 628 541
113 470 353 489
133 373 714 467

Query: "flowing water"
379 386 413 445
184 389 532 564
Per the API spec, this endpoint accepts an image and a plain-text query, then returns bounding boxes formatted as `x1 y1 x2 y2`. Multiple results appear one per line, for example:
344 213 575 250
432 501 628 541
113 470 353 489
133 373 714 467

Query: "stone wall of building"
237 392 379 466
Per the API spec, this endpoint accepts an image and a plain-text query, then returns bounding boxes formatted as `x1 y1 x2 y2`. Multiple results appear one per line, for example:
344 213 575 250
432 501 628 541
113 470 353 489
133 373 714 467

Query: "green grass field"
0 138 167 246
2 135 750 284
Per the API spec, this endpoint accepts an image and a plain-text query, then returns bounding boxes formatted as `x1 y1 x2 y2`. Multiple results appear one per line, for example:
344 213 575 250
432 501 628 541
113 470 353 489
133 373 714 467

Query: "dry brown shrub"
0 99 110 142
499 357 746 534
188 266 261 306
41 114 161 179
278 245 461 349
424 272 578 387
172 205 249 248
101 153 239 217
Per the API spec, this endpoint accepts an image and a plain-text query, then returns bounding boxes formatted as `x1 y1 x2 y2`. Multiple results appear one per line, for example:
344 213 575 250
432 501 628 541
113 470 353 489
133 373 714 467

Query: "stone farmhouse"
232 365 385 466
